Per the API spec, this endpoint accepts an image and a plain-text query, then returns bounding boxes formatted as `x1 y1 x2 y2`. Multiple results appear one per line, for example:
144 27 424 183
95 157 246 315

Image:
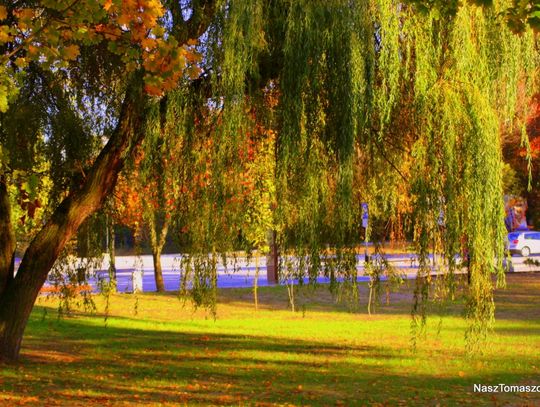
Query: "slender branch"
372 139 408 182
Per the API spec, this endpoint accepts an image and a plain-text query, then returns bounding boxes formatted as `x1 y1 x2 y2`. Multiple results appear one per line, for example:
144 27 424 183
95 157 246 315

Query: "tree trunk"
0 177 15 298
148 212 169 293
152 249 165 293
107 214 117 292
0 75 147 361
254 251 259 310
266 230 278 284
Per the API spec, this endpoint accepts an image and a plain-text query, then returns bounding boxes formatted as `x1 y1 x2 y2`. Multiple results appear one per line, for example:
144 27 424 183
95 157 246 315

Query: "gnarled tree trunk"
0 76 147 361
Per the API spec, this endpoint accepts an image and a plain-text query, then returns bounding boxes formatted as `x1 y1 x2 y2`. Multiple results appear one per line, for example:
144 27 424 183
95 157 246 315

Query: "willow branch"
372 139 408 182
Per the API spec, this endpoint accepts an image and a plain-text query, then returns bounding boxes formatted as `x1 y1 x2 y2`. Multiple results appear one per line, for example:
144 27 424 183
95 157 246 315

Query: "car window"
508 233 520 241
525 234 534 240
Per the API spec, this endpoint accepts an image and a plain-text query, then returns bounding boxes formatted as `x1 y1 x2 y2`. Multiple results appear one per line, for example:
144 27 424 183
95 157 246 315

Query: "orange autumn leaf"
16 8 34 21
117 12 131 27
27 44 39 56
144 83 163 96
141 37 157 50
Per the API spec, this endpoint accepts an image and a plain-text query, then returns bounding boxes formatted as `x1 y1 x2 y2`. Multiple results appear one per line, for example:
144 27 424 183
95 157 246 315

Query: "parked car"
507 231 540 256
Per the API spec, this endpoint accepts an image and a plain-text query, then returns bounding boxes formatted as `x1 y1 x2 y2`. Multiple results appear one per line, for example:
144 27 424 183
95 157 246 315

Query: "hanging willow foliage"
144 0 537 348
275 0 370 299
138 0 270 312
405 2 538 351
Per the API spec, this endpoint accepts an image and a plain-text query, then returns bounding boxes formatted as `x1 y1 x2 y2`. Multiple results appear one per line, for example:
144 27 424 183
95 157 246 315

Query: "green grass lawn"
1 273 539 406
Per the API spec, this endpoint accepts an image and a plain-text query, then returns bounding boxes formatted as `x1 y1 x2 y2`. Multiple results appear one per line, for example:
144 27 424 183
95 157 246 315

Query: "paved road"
28 252 539 294
90 269 375 293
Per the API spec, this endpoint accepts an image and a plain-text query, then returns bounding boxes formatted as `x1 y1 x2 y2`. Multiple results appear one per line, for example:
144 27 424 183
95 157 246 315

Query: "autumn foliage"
0 0 202 109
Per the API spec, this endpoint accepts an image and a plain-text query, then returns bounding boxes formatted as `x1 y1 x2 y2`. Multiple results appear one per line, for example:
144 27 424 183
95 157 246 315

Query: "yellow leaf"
63 44 80 60
15 57 28 68
117 12 131 27
0 6 7 20
0 26 9 43
103 0 113 11
141 37 156 50
152 26 165 37
17 8 34 21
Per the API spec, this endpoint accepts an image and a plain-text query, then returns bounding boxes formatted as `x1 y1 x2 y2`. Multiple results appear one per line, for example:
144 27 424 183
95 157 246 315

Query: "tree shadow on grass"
0 309 538 406
214 273 540 318
1 274 538 405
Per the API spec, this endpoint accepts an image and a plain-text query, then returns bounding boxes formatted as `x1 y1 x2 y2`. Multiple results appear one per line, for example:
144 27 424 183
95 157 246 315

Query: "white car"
507 231 540 257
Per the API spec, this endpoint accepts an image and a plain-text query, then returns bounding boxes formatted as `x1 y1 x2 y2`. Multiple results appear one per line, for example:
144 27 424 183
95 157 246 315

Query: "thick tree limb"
169 0 217 44
0 0 221 361
0 73 148 361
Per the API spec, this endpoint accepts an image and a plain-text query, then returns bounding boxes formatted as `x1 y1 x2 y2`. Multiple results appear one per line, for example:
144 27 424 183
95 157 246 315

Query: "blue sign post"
361 202 368 228
361 203 369 262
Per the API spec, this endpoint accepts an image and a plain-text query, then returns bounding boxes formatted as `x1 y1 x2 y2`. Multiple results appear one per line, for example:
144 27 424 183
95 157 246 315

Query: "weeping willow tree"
404 3 537 351
138 0 537 348
139 2 535 353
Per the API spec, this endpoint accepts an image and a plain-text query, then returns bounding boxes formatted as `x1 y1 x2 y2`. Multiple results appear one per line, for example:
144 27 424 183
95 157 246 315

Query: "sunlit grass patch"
0 273 539 406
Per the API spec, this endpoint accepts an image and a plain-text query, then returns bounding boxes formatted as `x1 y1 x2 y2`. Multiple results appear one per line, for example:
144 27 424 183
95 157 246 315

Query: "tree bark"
0 0 219 361
0 75 148 361
148 211 169 293
107 213 117 292
0 177 16 298
152 249 165 293
266 230 278 284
